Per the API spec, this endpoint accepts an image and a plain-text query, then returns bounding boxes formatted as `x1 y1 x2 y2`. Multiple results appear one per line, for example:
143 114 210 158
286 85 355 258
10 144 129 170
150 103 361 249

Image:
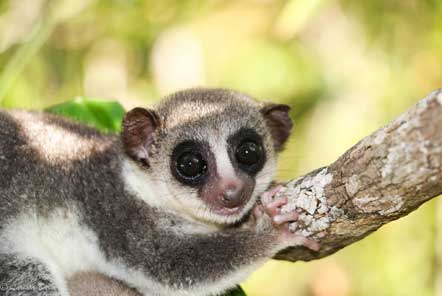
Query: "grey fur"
0 254 59 296
0 88 292 296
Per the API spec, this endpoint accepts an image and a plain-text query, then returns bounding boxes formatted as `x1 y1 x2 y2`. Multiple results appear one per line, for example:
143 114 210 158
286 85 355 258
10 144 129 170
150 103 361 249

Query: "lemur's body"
0 89 317 296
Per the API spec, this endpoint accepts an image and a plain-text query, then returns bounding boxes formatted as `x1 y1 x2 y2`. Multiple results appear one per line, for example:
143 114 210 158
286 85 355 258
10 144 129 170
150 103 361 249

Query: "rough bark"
275 89 442 261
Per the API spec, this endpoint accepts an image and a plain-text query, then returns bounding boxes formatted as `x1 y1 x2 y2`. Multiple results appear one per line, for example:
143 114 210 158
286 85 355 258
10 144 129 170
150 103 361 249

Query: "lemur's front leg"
148 185 319 295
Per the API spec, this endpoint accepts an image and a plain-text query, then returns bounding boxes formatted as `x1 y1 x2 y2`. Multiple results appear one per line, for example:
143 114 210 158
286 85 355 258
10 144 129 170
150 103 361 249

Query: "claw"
265 197 287 216
253 205 265 219
273 212 299 225
288 234 320 252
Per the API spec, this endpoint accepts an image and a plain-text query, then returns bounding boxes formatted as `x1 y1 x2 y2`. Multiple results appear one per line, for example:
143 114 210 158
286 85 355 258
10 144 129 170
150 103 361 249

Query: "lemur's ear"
260 103 293 152
122 107 160 166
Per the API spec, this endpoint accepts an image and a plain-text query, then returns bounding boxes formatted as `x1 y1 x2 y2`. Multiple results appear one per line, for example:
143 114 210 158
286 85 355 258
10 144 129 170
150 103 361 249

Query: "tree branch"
275 89 442 261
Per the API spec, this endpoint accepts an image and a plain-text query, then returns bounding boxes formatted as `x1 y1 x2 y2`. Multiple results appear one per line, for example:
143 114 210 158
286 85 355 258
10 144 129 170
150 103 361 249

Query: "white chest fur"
0 209 111 296
0 204 262 296
0 208 198 296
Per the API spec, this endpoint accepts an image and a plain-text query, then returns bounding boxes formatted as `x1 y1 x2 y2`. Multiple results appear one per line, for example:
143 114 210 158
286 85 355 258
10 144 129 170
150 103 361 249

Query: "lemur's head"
121 88 292 225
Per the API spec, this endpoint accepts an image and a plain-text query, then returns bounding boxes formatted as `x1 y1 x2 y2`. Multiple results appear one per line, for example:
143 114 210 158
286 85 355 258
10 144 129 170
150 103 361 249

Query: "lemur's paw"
260 185 297 230
259 185 320 252
281 232 320 251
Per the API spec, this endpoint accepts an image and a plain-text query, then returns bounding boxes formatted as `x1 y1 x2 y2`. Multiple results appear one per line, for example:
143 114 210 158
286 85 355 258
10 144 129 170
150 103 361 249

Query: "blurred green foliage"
46 98 125 132
1 0 441 295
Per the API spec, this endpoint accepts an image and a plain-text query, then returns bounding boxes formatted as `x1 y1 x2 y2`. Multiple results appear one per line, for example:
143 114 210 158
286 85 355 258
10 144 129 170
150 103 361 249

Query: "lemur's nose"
220 182 244 209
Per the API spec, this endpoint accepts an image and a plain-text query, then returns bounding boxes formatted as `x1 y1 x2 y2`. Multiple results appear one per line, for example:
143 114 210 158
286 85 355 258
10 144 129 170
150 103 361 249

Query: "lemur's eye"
236 142 262 166
235 141 264 175
172 141 208 186
177 152 207 179
228 128 266 176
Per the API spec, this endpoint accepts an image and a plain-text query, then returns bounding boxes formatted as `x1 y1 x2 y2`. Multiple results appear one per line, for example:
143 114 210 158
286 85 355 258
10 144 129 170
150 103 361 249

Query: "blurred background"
0 0 441 295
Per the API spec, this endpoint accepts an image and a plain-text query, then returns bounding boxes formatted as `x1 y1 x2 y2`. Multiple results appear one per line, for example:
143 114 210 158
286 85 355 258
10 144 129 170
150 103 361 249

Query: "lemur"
0 88 318 296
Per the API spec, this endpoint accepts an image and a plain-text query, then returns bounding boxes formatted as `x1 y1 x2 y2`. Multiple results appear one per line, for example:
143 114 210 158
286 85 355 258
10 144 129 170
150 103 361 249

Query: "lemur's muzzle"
218 181 245 209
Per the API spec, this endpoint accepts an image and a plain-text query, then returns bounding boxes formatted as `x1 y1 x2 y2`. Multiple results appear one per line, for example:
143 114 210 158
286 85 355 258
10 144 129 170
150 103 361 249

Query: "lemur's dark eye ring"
172 141 209 186
176 152 207 179
236 142 262 167
228 128 266 176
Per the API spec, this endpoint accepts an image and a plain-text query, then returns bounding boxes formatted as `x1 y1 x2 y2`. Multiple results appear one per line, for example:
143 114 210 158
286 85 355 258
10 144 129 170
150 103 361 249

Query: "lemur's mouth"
211 195 253 217
214 206 242 216
200 176 255 218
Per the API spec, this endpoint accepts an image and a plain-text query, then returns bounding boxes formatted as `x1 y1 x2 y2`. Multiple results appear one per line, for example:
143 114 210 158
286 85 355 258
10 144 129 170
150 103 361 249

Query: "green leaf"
223 286 247 296
45 97 126 133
